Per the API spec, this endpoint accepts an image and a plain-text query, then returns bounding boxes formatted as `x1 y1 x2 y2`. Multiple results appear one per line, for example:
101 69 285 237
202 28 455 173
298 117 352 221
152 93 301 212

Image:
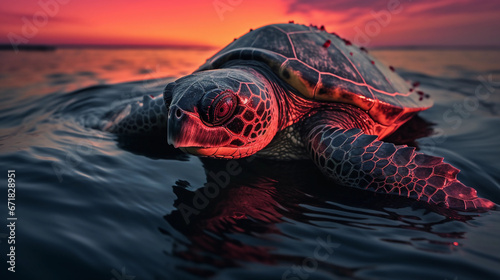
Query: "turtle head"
165 68 279 159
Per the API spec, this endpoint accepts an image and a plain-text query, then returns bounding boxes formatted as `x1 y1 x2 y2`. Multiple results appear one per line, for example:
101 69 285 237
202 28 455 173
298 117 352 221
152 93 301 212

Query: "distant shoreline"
0 44 57 51
372 45 500 50
0 44 498 52
0 44 216 52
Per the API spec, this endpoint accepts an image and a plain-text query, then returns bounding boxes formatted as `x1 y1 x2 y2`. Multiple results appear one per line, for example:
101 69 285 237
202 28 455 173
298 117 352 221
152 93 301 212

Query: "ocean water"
1 47 500 280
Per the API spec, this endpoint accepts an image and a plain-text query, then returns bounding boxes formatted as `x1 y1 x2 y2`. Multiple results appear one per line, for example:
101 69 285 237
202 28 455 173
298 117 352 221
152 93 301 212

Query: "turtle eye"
203 90 238 126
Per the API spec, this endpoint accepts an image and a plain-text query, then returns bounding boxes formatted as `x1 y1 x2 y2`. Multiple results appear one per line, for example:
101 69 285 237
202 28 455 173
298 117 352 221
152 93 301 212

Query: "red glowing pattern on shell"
322 39 331 48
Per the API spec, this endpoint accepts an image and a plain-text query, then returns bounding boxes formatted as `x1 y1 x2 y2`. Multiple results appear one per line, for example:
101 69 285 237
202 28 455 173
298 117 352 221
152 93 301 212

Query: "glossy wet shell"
197 23 433 126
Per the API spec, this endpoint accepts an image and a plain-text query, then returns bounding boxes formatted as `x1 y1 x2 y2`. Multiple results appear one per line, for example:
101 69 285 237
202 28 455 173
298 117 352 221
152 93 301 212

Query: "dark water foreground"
1 49 500 280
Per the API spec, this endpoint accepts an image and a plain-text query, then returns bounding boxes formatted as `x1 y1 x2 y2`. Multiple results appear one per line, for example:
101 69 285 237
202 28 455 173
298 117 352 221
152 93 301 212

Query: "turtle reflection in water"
103 23 494 211
160 154 481 277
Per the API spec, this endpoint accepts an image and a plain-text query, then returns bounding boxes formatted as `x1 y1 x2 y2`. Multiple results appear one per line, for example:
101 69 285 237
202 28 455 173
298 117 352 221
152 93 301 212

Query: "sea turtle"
103 23 494 211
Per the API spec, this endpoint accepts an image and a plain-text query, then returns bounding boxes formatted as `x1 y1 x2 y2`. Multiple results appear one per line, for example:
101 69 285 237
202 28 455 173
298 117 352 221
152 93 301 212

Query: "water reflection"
159 156 482 278
0 48 214 96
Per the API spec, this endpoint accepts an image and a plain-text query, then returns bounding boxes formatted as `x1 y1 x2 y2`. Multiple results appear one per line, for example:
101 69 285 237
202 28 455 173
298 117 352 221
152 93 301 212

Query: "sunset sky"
1 0 500 48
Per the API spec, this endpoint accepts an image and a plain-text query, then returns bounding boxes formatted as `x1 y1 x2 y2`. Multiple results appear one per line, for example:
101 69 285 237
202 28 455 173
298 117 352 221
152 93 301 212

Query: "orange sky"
1 0 500 48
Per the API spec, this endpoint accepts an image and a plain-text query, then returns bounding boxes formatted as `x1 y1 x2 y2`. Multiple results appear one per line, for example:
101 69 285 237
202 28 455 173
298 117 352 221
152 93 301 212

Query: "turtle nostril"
175 108 182 118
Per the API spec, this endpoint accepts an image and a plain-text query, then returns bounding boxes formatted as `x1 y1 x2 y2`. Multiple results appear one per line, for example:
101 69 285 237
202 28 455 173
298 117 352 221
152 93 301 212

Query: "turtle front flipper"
301 125 495 211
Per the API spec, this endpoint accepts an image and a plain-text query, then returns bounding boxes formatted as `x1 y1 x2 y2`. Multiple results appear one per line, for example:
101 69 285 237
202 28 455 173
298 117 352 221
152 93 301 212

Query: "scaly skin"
103 94 168 135
301 123 494 211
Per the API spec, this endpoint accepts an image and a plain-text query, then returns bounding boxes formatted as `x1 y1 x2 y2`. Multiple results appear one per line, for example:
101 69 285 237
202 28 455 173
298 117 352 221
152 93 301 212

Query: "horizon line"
0 43 499 52
0 43 217 51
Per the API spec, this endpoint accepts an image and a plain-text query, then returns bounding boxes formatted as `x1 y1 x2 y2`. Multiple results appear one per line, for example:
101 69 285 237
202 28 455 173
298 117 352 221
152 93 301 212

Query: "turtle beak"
167 104 231 148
